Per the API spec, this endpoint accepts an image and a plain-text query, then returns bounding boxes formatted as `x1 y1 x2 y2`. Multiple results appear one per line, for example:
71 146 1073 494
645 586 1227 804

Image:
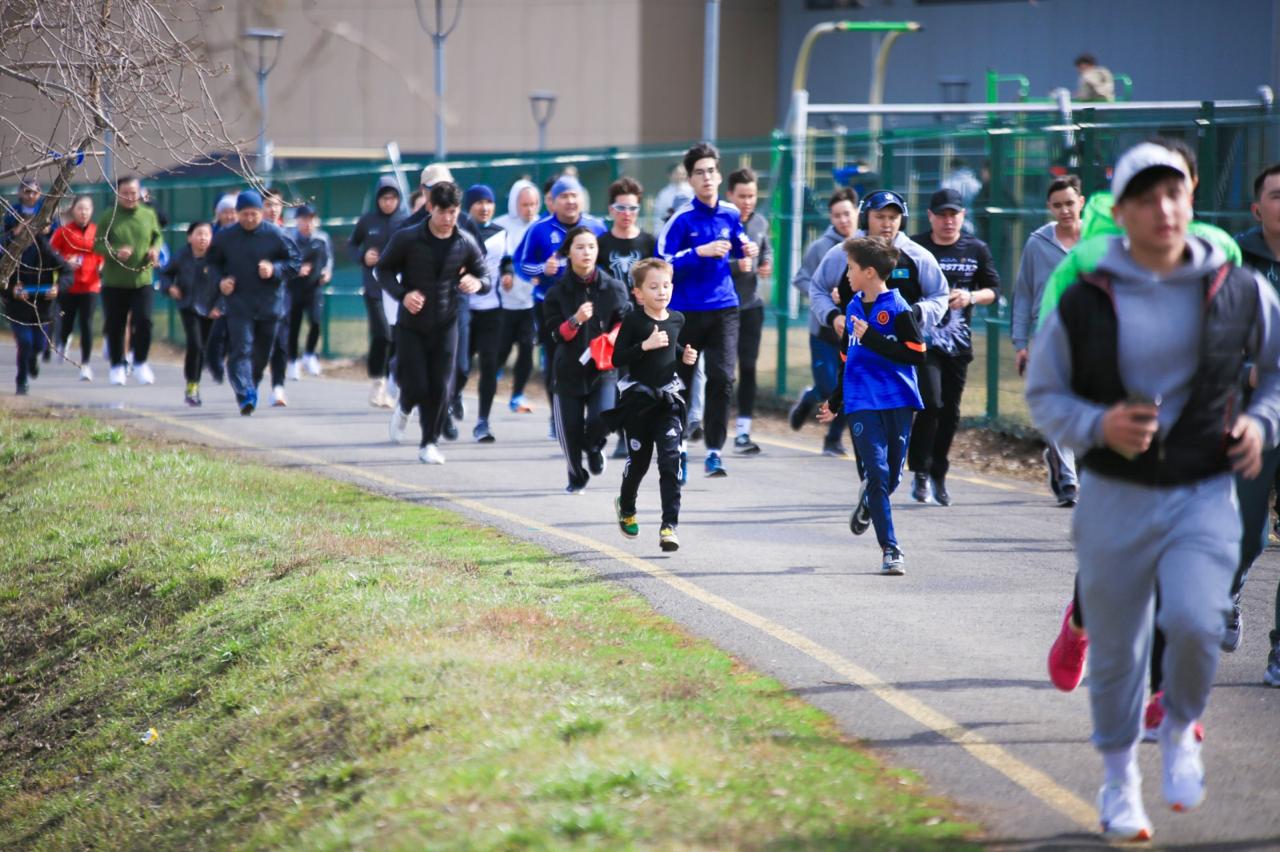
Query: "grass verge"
0 408 978 849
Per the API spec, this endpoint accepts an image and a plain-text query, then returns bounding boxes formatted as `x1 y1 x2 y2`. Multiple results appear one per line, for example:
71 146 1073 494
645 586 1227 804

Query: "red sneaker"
1142 692 1205 743
1048 602 1089 692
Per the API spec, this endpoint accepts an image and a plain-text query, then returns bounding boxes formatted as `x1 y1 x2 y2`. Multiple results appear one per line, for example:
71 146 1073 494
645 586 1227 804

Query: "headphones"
857 189 909 231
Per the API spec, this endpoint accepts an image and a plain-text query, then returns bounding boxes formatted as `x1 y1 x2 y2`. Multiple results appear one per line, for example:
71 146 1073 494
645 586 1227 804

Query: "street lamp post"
529 91 557 177
242 28 284 175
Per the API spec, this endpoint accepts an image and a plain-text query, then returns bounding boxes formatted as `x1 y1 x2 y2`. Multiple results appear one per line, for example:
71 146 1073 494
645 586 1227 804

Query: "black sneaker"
789 393 815 431
822 439 849 457
911 472 931 503
15 382 29 396
849 485 871 536
881 546 905 576
588 448 607 476
442 416 459 441
473 419 496 444
1222 596 1243 653
931 476 951 507
1058 484 1078 508
240 402 255 416
733 434 761 455
27 356 39 379
449 396 464 421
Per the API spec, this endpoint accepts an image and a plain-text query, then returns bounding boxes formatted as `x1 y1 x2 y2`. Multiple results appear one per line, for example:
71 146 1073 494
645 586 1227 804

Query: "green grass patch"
0 407 978 849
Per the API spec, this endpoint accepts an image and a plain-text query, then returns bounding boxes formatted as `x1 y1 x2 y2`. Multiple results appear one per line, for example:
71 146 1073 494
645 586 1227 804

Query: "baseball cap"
295 203 316 217
421 163 454 187
863 189 906 213
929 188 964 213
1111 142 1189 201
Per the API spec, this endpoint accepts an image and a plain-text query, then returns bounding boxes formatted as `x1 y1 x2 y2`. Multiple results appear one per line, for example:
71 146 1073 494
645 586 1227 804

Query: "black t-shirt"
911 231 1000 357
612 308 686 390
597 230 657 285
425 231 454 283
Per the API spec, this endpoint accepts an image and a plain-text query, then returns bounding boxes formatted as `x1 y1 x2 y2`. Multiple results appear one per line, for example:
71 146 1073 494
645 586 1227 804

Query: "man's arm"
373 231 408 301
972 241 1001 301
1245 273 1280 449
272 230 301 282
656 212 699 275
513 223 545 280
347 215 367 263
1025 308 1108 453
809 243 845 331
1009 248 1036 352
911 247 950 329
858 310 927 365
463 238 491 294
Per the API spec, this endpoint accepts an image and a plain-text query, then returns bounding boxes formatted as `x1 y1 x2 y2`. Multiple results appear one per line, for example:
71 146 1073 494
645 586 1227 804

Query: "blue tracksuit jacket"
656 196 747 312
511 213 606 302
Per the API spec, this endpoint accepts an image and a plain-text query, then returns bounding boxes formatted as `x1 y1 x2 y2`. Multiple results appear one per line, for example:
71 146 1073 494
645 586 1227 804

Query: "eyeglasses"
691 168 718 179
611 204 640 214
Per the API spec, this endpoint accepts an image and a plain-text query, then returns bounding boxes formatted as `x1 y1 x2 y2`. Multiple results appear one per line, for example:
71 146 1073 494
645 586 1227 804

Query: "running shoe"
473 419 495 444
135 362 155 385
109 365 127 386
1097 779 1153 842
442 416 459 441
588 448 607 476
911 472 931 503
79 364 93 382
419 443 446 465
509 395 534 414
270 385 288 407
370 379 387 408
849 485 871 536
1058 484 1079 508
240 401 255 416
15 382 28 396
704 454 726 477
881 546 905 576
1142 692 1205 743
822 439 849 458
1221 596 1242 652
659 525 680 552
615 497 639 539
184 383 202 407
303 354 322 376
449 396 464 421
287 360 301 381
389 406 409 443
733 434 761 455
1159 718 1205 812
931 475 951 506
1265 640 1280 687
1048 602 1088 692
789 393 814 431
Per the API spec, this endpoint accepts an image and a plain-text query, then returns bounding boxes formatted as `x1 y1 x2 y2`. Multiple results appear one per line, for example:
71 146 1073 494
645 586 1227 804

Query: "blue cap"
235 189 263 211
863 189 907 213
550 176 584 199
462 184 495 211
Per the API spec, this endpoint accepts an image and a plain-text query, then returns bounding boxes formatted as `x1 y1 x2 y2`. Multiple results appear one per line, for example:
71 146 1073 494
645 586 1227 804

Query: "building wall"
776 0 1277 124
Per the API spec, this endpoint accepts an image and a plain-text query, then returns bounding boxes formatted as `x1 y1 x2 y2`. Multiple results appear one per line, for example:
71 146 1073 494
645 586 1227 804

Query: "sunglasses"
611 204 640 214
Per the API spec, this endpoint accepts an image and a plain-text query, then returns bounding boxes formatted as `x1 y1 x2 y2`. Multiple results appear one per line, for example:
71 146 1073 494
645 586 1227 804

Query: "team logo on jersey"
631 438 643 451
720 227 730 239
876 310 890 326
550 232 561 243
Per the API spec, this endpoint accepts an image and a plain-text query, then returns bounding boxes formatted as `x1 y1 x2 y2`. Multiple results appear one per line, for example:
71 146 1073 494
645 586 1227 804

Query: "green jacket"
94 204 163 289
1037 191 1242 327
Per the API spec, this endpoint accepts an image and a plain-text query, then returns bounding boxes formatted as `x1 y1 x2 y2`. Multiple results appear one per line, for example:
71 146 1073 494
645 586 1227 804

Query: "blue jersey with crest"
842 289 924 413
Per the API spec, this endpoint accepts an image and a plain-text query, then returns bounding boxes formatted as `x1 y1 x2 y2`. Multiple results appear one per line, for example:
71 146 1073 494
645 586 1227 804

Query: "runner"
789 187 858 456
494 178 541 415
263 188 292 406
285 205 328 381
817 236 926 575
349 176 407 408
458 184 509 443
607 257 698 551
657 142 758 478
725 167 773 456
159 221 220 406
94 176 163 387
542 227 631 493
377 181 488 464
1012 175 1085 505
49 194 103 380
907 188 999 505
1027 142 1280 841
203 193 239 385
2 192 67 394
207 190 300 415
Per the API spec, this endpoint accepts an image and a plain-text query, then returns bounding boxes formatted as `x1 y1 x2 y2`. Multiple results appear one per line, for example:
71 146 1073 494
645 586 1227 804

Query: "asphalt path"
8 344 1280 850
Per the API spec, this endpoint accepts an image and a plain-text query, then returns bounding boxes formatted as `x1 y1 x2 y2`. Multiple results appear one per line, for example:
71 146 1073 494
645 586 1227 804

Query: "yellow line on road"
125 405 1097 832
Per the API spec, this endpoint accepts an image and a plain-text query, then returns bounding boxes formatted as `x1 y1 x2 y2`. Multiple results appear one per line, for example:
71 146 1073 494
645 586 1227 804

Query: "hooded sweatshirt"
809 230 950 335
493 179 540 310
1237 226 1280 289
1027 235 1280 459
792 225 845 339
1010 222 1069 351
471 218 508 312
348 176 406 299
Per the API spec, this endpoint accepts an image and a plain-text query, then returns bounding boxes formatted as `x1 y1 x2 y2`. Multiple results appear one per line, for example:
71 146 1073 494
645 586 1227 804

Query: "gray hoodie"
1027 235 1280 458
809 230 950 334
1236 226 1280 290
493 179 539 310
791 225 845 337
1011 222 1070 352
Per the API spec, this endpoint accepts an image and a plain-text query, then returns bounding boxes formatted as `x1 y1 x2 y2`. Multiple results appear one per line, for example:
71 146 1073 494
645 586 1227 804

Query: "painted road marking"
119 403 1095 831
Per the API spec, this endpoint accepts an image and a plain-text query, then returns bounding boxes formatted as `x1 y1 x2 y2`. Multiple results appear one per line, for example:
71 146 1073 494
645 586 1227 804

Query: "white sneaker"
303 354 321 376
1160 719 1205 812
384 374 399 406
109 365 127 386
271 385 288 407
370 378 387 408
1097 779 1153 842
287 360 301 382
389 406 409 443
79 364 93 382
135 363 155 385
419 443 445 465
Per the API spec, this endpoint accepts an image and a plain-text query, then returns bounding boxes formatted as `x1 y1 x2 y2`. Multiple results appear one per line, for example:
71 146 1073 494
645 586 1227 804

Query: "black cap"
929 188 964 213
295 203 316 217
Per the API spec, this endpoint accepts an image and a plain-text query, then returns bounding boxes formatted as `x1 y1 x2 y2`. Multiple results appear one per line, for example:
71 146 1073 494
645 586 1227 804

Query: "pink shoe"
1048 602 1089 692
1142 693 1205 743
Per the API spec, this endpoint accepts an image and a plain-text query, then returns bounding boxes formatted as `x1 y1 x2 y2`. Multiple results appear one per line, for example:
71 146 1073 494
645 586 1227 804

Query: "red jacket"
50 221 103 294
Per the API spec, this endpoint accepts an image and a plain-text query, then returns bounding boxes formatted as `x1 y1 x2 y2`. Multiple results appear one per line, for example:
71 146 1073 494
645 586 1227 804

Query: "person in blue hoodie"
656 142 758 478
207 190 300 415
818 236 926 576
349 176 406 408
511 175 607 435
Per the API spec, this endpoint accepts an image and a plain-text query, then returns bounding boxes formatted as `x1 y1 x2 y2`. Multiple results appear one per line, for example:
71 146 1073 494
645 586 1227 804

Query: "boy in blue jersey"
656 141 758 477
819 236 926 575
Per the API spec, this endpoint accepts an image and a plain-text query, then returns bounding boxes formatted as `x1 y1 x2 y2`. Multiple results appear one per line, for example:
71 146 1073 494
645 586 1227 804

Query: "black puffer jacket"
543 267 631 396
374 220 489 333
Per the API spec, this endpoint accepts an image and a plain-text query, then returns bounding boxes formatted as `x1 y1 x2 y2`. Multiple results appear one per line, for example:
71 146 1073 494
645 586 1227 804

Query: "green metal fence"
21 104 1277 429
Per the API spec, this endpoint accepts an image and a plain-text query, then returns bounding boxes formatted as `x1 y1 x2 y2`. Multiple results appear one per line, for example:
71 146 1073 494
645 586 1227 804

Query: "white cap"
421 163 454 188
1111 142 1188 200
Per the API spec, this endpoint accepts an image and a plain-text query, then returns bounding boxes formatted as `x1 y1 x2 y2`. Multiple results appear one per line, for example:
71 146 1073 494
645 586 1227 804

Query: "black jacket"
288 229 329 294
399 206 488 256
543 268 631 396
207 221 301 321
159 246 219 316
349 176 407 298
374 220 489 334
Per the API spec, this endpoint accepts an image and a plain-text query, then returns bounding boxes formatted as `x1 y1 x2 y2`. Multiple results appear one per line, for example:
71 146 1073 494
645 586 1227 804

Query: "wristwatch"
568 316 581 329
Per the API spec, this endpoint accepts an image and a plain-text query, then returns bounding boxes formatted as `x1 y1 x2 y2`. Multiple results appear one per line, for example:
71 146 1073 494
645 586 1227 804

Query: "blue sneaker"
704 454 727 478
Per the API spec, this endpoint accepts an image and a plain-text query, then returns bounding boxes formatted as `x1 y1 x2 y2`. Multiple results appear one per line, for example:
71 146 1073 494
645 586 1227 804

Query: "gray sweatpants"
1073 471 1238 753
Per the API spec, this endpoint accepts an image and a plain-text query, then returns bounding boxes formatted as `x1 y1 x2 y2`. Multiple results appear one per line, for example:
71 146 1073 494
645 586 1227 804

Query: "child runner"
725 167 773 455
285 205 329 380
818 236 926 575
609 257 698 551
159 221 220 406
49 194 103 380
542 227 631 493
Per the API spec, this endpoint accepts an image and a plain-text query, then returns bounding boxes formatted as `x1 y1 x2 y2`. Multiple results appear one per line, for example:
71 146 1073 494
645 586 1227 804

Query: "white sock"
1102 745 1140 786
707 449 720 460
736 416 751 436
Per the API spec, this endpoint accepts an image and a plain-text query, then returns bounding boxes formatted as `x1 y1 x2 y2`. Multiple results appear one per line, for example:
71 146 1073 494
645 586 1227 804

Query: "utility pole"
416 0 464 161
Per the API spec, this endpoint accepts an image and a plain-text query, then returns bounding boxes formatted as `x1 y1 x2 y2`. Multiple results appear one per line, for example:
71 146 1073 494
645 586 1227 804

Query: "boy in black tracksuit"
287 206 329 377
609 258 698 551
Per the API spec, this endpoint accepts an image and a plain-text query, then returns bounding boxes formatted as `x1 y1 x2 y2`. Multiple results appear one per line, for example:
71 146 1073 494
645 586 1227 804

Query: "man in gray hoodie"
1012 175 1086 505
1027 143 1280 842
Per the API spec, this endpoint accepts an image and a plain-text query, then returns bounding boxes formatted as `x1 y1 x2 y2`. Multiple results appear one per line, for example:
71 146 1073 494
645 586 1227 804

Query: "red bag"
589 323 621 371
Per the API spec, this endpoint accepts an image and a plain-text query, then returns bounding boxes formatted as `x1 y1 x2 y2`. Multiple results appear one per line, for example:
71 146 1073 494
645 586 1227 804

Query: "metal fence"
18 103 1279 429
